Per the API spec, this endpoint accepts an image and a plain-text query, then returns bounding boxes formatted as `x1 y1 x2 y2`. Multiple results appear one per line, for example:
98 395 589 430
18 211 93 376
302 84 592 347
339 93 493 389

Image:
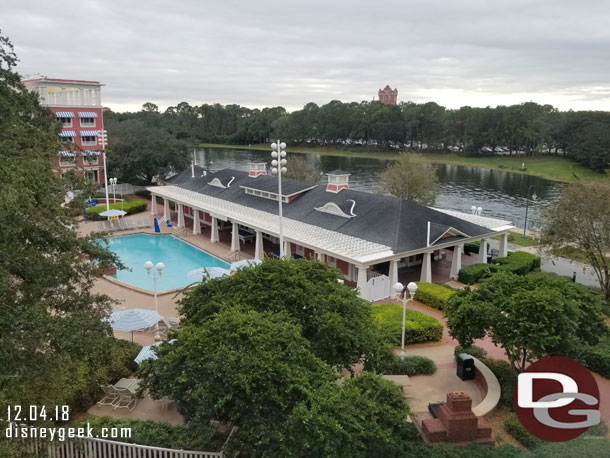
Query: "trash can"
457 353 476 381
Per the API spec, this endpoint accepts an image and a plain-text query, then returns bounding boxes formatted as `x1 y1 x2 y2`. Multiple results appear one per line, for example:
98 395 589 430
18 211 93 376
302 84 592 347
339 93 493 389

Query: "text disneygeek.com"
4 423 132 441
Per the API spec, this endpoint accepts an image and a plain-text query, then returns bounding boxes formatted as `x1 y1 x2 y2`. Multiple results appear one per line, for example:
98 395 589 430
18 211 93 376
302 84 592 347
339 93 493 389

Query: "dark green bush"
494 251 541 275
482 358 517 409
134 190 151 199
86 199 148 221
414 282 456 311
504 413 543 449
454 345 488 361
105 340 141 383
368 354 437 376
457 263 500 284
371 303 443 345
464 241 482 255
76 416 225 451
581 338 610 378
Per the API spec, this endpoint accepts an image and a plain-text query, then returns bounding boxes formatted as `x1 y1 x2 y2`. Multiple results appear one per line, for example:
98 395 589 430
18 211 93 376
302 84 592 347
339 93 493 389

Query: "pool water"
97 234 229 292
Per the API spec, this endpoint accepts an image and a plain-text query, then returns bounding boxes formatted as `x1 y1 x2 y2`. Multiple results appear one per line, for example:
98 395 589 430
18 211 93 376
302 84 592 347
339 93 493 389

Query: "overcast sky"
3 0 610 113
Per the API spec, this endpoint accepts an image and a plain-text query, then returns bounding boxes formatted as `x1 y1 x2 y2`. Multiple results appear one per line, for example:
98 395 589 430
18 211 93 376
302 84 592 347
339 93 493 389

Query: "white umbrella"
134 339 177 364
99 209 127 217
107 309 162 341
229 259 262 272
187 267 230 282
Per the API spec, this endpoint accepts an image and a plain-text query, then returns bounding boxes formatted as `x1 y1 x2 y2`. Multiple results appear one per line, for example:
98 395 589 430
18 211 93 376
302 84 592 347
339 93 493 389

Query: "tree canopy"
379 153 439 205
445 272 607 371
542 181 610 299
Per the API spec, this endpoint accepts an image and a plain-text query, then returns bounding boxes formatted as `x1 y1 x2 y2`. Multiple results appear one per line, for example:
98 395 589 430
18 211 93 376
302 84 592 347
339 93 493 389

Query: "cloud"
3 0 610 112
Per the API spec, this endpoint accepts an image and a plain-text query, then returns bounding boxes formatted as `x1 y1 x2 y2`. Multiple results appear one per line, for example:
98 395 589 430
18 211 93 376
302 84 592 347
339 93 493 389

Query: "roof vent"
326 170 350 193
208 177 226 189
315 201 356 218
249 162 267 178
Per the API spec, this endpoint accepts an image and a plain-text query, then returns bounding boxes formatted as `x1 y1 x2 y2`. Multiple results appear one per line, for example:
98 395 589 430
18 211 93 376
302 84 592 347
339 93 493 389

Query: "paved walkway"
385 299 610 426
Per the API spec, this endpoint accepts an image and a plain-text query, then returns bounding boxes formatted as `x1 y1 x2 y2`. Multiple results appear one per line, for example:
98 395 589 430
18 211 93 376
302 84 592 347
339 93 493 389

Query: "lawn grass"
550 246 591 264
492 231 540 247
370 302 443 345
199 143 610 184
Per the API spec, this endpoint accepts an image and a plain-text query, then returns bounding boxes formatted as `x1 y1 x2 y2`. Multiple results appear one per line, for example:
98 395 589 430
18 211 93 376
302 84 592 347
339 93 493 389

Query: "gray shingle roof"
166 166 495 255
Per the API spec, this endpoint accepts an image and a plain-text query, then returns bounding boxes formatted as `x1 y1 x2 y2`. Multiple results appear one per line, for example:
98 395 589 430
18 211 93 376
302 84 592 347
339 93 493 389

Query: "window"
327 256 337 267
80 117 96 127
83 154 98 165
81 135 97 146
59 156 76 167
296 245 304 255
60 135 73 143
59 117 72 127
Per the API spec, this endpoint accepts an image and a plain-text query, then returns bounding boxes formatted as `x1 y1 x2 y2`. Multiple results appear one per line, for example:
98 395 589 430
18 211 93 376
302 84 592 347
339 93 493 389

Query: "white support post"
388 259 399 297
478 239 488 264
231 222 240 252
449 244 463 280
420 252 432 283
357 265 369 300
315 251 323 262
211 216 219 243
283 240 291 258
163 199 169 221
151 194 157 215
177 204 185 228
193 210 201 235
255 230 264 260
499 233 508 257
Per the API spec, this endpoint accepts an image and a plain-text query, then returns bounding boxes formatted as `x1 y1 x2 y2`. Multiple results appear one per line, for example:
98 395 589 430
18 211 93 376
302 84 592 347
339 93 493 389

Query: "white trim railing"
28 435 224 458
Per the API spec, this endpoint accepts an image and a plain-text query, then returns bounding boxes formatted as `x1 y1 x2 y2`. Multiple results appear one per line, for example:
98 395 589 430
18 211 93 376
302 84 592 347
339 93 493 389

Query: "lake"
194 147 563 230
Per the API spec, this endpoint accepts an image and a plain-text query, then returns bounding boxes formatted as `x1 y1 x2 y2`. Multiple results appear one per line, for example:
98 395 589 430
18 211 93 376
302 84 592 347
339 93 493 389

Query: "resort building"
22 77 105 183
148 164 513 301
378 85 398 104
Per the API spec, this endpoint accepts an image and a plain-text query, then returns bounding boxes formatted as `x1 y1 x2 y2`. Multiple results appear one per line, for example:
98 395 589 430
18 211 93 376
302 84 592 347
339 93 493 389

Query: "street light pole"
110 177 117 204
270 141 287 258
393 281 418 358
145 260 165 341
522 185 537 238
98 129 110 220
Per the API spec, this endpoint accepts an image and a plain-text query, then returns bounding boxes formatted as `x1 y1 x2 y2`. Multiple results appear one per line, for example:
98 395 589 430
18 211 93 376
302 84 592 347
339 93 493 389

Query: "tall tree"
283 155 321 183
379 153 439 205
542 181 610 299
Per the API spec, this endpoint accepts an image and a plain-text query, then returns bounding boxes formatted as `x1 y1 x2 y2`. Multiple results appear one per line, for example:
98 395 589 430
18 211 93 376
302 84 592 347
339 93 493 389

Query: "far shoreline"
198 143 610 184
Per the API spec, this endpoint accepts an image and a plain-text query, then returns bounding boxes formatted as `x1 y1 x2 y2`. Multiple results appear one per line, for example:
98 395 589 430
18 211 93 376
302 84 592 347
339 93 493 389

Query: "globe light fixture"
393 281 418 358
270 141 288 258
145 260 165 340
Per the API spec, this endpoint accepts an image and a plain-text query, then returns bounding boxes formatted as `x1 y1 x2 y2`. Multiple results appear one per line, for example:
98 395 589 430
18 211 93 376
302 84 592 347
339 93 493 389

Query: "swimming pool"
97 234 230 292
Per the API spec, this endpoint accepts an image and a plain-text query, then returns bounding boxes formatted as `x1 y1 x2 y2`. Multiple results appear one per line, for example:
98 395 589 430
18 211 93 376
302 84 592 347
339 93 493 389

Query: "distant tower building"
22 77 105 183
378 85 398 104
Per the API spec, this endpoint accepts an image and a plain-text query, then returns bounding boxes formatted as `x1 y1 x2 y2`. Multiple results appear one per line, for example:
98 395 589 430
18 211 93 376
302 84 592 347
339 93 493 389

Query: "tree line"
104 99 610 173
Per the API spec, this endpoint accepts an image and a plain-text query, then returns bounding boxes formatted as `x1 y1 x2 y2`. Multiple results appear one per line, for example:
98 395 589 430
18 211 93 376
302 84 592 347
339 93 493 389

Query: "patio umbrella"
107 309 162 341
99 209 127 217
229 259 262 272
187 267 230 282
134 339 177 365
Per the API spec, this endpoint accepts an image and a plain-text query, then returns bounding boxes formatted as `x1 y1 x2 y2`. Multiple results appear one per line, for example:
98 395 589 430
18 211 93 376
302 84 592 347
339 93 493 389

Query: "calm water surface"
195 147 563 229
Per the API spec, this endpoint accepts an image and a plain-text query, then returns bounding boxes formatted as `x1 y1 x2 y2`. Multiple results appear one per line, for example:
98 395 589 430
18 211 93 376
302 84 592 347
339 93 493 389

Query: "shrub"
134 189 151 199
464 241 481 255
368 354 437 376
453 345 487 360
415 282 456 311
504 413 543 449
86 199 148 221
494 251 540 275
371 303 443 345
581 338 610 378
482 358 517 409
76 416 224 451
458 263 500 284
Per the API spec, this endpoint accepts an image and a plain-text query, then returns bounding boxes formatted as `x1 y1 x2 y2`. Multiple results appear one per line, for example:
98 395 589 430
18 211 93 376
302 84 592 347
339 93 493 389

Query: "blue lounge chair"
291 254 303 259
166 220 173 228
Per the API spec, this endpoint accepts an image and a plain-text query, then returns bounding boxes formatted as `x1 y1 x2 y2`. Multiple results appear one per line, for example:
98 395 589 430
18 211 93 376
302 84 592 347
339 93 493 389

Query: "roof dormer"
249 162 267 178
315 200 357 218
326 170 350 193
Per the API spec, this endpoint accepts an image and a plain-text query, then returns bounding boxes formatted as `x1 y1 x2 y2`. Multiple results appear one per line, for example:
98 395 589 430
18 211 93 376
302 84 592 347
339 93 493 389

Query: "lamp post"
144 260 165 341
98 129 109 220
109 177 117 204
393 281 418 358
270 141 287 258
522 185 537 238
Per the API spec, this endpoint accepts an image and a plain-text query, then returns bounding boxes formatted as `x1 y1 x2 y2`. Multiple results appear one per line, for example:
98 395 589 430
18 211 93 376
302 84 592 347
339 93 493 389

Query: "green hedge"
134 190 151 199
581 337 610 378
457 263 500 284
414 282 456 311
378 355 437 376
371 303 443 345
76 417 225 451
86 199 148 221
504 413 543 449
454 345 487 361
494 251 541 275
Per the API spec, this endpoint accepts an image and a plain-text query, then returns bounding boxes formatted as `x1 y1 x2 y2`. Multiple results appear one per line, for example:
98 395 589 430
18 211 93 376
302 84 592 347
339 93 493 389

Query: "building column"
388 259 399 298
420 252 432 283
163 199 170 221
315 251 323 262
193 209 201 235
499 233 508 258
151 195 157 215
449 244 463 280
177 204 185 228
357 265 369 300
255 230 264 260
478 239 488 264
211 216 219 243
231 222 240 252
283 240 291 258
